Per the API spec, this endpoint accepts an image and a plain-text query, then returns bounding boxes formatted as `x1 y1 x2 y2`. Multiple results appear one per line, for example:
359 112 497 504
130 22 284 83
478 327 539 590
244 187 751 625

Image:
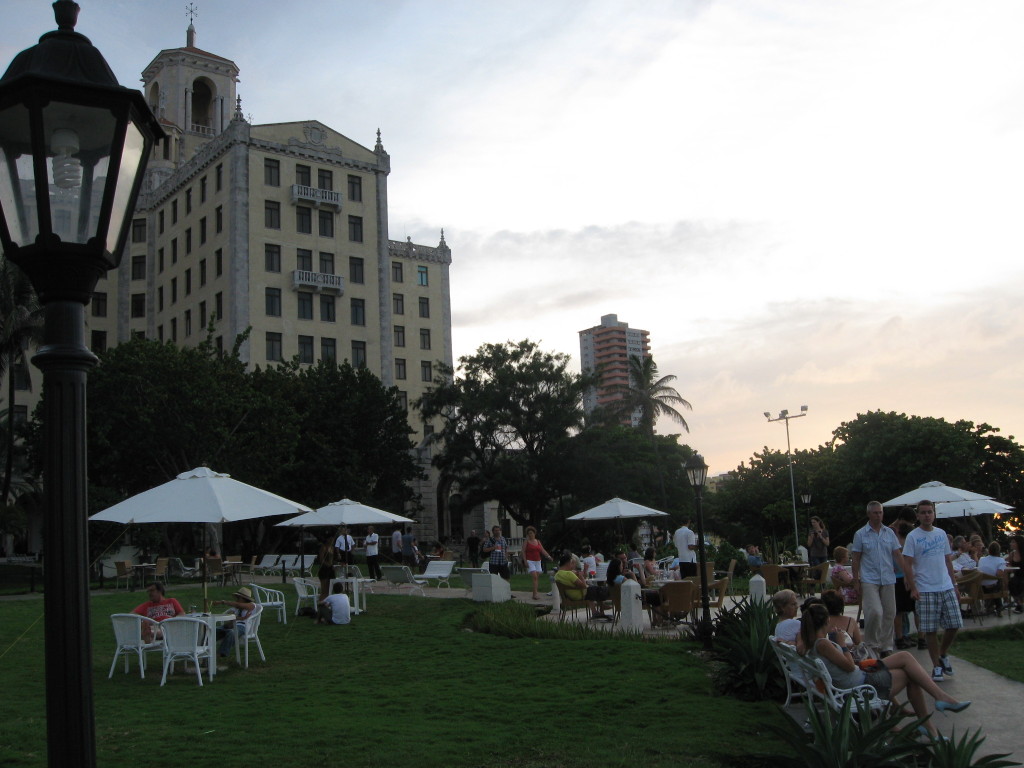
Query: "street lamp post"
685 453 713 651
764 406 807 556
0 3 163 766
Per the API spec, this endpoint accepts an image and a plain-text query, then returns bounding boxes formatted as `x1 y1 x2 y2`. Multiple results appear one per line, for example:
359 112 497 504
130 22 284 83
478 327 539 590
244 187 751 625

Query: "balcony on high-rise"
290 184 342 210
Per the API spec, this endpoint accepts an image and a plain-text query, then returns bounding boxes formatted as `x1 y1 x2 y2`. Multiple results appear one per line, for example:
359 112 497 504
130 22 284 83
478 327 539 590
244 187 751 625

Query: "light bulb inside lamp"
51 128 82 189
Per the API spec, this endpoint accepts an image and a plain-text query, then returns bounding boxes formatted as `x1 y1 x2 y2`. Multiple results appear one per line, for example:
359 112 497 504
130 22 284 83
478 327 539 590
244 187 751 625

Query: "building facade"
578 313 650 425
7 23 454 545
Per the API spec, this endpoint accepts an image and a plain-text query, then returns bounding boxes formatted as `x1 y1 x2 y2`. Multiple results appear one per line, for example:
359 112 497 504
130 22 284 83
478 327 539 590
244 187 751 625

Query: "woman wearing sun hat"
213 587 257 657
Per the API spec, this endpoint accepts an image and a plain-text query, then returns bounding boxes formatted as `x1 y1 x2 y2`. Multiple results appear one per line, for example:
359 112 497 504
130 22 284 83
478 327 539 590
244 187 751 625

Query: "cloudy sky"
5 1 1023 477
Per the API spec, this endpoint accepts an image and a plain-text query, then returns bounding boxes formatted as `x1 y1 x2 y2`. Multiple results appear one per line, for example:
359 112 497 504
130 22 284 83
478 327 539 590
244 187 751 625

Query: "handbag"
850 642 877 662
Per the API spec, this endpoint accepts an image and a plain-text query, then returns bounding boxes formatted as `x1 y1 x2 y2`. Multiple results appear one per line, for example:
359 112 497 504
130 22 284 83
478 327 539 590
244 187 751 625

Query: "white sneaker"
940 656 954 676
932 665 944 682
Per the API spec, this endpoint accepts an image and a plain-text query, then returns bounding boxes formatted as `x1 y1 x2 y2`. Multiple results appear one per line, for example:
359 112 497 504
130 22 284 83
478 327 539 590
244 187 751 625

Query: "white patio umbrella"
567 498 670 521
882 481 1012 518
275 498 415 528
90 466 313 524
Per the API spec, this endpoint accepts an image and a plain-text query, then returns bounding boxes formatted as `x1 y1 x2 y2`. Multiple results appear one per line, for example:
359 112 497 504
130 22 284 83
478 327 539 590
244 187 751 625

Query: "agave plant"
775 697 925 768
709 595 786 700
925 728 1017 768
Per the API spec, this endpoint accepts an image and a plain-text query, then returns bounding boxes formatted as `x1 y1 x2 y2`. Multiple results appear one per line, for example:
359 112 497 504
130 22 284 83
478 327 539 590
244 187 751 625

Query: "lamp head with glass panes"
0 0 163 303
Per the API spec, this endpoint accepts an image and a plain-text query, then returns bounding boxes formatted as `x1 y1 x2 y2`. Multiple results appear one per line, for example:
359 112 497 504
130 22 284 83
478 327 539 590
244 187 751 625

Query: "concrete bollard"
749 573 767 604
619 578 643 632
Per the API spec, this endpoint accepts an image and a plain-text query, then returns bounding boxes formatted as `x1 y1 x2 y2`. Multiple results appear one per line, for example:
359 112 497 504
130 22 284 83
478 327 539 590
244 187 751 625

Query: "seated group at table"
132 583 185 641
554 552 611 620
211 587 257 656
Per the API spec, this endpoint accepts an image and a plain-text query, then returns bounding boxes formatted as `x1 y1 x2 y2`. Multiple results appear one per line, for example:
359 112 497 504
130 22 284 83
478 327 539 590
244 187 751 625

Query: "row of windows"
156 164 224 235
154 294 224 342
263 159 363 202
391 261 429 286
264 202 360 241
393 294 431 318
393 358 434 382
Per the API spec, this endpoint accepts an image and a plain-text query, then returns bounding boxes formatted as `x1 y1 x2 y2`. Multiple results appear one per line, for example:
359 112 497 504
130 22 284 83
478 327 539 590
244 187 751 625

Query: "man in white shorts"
902 500 962 682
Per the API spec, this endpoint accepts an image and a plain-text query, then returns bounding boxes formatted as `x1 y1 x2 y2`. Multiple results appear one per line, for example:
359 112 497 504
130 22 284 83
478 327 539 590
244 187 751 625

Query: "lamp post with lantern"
0 3 163 766
685 453 713 651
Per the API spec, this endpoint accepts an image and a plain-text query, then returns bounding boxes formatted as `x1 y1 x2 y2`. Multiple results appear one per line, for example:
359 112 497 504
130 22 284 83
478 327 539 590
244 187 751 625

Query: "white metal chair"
253 554 281 575
233 605 266 668
108 613 163 679
379 565 426 596
769 634 815 708
172 557 199 580
341 564 376 593
293 577 320 615
415 560 456 589
159 617 213 686
770 635 887 715
250 583 287 624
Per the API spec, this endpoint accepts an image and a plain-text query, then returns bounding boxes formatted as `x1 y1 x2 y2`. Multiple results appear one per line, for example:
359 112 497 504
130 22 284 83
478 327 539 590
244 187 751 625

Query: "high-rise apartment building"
7 23 455 540
578 314 650 425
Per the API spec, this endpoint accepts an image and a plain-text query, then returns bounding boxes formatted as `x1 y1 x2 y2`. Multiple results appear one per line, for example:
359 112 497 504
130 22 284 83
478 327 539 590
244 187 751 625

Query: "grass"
0 587 789 768
950 621 1024 684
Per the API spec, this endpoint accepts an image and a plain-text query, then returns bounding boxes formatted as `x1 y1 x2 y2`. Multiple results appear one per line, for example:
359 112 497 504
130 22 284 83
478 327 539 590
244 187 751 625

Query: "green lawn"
0 588 788 768
951 621 1024 684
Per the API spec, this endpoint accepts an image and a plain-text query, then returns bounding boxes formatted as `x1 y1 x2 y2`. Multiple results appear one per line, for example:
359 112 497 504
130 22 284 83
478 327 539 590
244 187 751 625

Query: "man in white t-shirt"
978 541 1008 616
673 518 697 578
391 526 403 563
364 525 382 579
317 582 352 625
903 500 961 682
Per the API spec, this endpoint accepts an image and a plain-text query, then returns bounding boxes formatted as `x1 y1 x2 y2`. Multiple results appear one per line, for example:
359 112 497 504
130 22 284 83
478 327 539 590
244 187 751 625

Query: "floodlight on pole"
764 407 808 555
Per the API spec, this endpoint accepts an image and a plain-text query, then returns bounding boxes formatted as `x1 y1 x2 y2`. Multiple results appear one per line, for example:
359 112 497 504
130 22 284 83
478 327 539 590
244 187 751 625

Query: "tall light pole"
0 3 163 766
764 406 807 555
685 453 712 651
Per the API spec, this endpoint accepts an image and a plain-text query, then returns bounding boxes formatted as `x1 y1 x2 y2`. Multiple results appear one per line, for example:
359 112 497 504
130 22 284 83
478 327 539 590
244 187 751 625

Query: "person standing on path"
807 516 830 566
673 517 697 578
481 525 510 581
391 526 403 563
902 500 962 682
521 526 553 600
364 525 382 580
851 500 903 657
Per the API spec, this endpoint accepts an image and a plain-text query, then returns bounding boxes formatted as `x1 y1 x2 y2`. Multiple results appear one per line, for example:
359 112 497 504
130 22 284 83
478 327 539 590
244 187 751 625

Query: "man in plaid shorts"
902 500 962 682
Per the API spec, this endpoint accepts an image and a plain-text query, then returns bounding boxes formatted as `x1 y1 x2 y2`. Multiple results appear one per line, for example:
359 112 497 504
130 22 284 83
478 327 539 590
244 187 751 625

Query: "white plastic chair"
253 554 281 575
172 557 199 580
159 617 213 686
415 560 456 589
108 613 162 679
379 565 426 596
233 605 266 668
293 577 320 615
251 583 287 624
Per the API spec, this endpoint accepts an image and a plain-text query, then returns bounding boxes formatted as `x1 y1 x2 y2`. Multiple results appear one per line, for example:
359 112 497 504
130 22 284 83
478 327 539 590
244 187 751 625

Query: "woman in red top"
521 526 553 600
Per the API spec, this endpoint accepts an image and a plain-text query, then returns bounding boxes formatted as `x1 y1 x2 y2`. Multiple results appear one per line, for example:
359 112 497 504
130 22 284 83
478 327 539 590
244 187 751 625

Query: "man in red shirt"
132 582 185 640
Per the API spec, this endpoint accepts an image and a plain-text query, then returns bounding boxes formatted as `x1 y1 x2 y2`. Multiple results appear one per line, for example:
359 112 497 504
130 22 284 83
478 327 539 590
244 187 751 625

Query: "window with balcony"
264 158 280 186
349 256 363 284
350 298 365 326
295 164 311 187
298 292 314 320
319 252 335 275
266 287 282 317
297 249 313 271
320 294 336 322
318 169 333 190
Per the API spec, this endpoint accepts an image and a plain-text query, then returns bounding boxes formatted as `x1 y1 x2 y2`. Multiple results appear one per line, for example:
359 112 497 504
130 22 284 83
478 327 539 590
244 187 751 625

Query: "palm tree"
0 258 44 505
608 355 692 508
611 355 692 436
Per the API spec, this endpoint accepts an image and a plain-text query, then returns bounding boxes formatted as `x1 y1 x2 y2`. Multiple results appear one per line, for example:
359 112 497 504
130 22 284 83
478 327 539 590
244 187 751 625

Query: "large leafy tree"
0 258 43 505
415 339 592 529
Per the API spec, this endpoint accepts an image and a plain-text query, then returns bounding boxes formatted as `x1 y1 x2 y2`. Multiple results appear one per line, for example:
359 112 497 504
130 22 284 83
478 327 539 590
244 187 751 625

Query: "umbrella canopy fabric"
567 498 669 521
89 467 312 524
276 498 415 527
884 481 994 507
932 499 1014 519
